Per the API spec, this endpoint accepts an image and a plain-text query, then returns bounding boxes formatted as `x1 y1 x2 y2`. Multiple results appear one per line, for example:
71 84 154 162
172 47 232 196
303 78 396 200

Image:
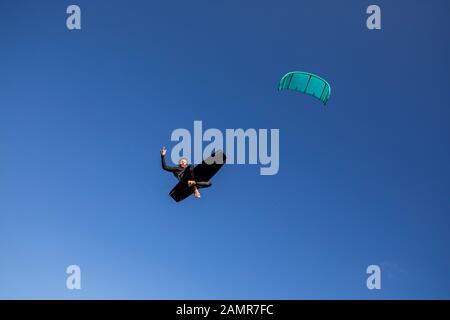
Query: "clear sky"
0 0 449 299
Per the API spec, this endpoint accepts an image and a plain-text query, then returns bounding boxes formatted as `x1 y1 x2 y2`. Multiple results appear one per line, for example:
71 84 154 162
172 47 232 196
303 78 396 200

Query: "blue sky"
0 0 449 299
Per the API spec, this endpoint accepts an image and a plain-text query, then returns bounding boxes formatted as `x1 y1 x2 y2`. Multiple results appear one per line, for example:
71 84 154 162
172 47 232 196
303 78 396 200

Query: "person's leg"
185 166 201 198
192 186 201 198
192 182 212 198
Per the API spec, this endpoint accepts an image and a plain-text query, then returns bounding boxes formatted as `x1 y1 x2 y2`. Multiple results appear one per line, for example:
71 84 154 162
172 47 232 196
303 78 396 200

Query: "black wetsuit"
161 155 212 188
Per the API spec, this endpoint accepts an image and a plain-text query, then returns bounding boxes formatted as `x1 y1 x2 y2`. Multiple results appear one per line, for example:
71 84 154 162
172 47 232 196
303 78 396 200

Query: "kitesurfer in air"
160 147 211 199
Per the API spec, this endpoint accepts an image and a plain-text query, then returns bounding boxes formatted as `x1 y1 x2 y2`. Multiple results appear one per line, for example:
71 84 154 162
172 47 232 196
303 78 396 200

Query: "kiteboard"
169 151 226 202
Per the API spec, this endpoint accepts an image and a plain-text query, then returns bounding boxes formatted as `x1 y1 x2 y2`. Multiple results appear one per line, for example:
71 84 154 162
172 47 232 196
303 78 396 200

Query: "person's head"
178 157 188 168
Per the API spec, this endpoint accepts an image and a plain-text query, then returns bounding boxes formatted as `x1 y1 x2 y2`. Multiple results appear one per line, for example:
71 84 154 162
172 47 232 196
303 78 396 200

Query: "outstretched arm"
188 180 212 187
196 180 212 187
160 147 177 173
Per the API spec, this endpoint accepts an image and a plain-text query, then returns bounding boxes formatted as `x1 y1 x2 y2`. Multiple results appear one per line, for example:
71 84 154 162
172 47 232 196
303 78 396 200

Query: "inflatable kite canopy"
278 71 331 105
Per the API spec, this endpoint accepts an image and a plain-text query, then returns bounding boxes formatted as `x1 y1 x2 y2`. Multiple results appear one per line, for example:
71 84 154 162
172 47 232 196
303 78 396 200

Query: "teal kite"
278 71 331 105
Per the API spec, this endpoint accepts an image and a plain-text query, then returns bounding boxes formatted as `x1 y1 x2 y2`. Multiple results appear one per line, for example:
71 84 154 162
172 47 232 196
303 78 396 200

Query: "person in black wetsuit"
160 147 211 198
